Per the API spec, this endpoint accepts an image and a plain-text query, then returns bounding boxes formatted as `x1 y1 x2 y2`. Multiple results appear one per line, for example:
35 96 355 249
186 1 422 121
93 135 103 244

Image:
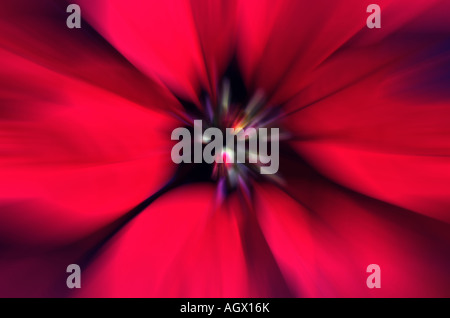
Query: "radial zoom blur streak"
0 0 450 297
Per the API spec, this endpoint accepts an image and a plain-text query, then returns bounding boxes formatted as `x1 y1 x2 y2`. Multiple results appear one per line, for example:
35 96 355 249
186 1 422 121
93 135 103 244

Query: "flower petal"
0 48 178 246
255 178 450 297
74 185 250 297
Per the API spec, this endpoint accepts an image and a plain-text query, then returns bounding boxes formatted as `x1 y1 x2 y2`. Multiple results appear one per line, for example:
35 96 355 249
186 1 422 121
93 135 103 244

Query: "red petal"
77 0 208 103
0 49 178 246
254 180 450 297
74 185 250 297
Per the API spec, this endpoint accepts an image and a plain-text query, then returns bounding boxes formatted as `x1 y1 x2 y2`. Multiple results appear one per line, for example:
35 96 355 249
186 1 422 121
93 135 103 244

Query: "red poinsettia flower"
1 0 450 297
